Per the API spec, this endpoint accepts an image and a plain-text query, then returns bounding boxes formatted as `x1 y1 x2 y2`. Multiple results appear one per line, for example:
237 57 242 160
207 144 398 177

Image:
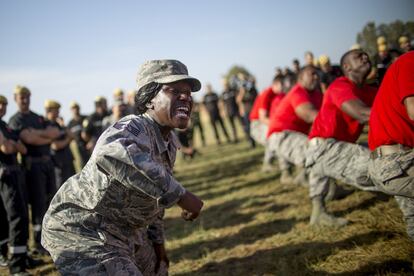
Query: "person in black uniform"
67 101 89 167
8 86 60 254
236 73 257 148
44 100 75 187
202 84 230 145
318 55 342 93
81 96 108 154
221 78 242 143
0 94 43 275
190 102 205 146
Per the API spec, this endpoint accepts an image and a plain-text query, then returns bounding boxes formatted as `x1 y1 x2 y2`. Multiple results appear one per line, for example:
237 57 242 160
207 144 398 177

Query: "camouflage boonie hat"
136 60 201 94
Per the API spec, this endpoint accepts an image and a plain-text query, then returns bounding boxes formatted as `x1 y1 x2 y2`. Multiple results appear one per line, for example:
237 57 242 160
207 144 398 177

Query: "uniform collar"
142 114 180 154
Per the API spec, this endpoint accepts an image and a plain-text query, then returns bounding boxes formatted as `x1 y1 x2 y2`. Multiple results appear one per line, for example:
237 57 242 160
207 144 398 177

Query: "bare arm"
404 96 414 121
258 109 269 125
295 103 319 123
20 129 53 145
51 129 74 150
236 88 246 116
0 133 27 155
51 136 71 150
38 126 61 139
341 99 371 124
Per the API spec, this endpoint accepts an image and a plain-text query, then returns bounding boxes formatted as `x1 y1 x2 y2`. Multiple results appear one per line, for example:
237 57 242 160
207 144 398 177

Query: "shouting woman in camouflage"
42 60 204 275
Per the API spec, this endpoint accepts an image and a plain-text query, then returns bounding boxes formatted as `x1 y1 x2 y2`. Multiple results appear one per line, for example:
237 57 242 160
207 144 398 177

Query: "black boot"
9 253 44 275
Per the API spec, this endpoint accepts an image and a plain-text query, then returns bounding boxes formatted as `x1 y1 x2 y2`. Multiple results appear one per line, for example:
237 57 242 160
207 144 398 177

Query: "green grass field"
1 115 413 275
168 139 413 275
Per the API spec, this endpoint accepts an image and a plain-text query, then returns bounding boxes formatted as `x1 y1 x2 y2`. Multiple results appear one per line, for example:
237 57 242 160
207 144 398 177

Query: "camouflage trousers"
267 131 308 171
305 138 379 198
43 225 168 276
250 120 274 166
369 149 414 240
250 120 268 146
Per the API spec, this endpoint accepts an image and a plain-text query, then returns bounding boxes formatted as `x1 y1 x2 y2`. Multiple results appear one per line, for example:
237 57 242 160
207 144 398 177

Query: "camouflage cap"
136 59 201 94
14 85 31 96
0 95 8 105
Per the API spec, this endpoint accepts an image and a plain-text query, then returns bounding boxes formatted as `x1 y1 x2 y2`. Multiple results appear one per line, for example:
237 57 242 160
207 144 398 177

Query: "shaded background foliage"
357 20 414 57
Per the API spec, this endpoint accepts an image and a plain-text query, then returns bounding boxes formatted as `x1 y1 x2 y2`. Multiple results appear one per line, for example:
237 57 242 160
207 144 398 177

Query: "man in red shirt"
267 66 322 184
305 49 378 227
250 76 284 145
368 51 414 240
249 76 284 172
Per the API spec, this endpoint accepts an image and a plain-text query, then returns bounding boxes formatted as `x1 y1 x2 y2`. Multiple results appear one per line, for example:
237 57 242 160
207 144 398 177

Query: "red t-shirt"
369 51 414 150
249 87 276 121
309 77 377 143
267 84 323 137
249 94 262 121
269 93 285 119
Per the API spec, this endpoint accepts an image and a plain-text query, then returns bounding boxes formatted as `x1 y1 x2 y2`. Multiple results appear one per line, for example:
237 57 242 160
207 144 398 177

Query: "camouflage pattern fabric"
268 131 308 171
368 149 414 198
42 113 185 274
250 120 267 146
369 149 414 240
136 60 201 93
306 138 378 198
395 196 414 240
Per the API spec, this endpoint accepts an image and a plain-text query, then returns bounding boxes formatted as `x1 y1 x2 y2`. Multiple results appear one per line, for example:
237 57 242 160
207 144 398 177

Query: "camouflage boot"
292 167 308 186
324 181 354 202
310 196 348 227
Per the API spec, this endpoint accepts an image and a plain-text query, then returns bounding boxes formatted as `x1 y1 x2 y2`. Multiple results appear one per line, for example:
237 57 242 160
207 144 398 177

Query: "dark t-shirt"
221 89 239 117
0 120 19 165
241 83 258 115
68 116 86 146
203 93 220 118
8 111 51 157
319 65 343 87
374 53 392 84
48 120 74 168
83 112 105 139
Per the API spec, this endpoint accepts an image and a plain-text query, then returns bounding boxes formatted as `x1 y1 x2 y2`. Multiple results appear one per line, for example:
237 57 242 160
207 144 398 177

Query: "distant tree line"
357 20 414 57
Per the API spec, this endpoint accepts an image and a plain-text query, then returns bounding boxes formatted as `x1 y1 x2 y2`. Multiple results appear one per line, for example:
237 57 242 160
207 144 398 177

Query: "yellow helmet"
113 88 124 97
44 99 61 109
318 55 330 66
378 44 388 52
350 44 361 50
94 96 106 103
0 95 8 105
69 101 79 108
14 85 31 96
399 36 409 45
377 36 386 45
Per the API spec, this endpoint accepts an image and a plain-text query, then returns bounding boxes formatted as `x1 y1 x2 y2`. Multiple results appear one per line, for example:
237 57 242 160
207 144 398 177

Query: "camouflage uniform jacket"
42 113 186 259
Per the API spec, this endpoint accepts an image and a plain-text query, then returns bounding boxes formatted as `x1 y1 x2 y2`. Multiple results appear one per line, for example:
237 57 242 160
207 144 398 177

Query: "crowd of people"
0 34 412 275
